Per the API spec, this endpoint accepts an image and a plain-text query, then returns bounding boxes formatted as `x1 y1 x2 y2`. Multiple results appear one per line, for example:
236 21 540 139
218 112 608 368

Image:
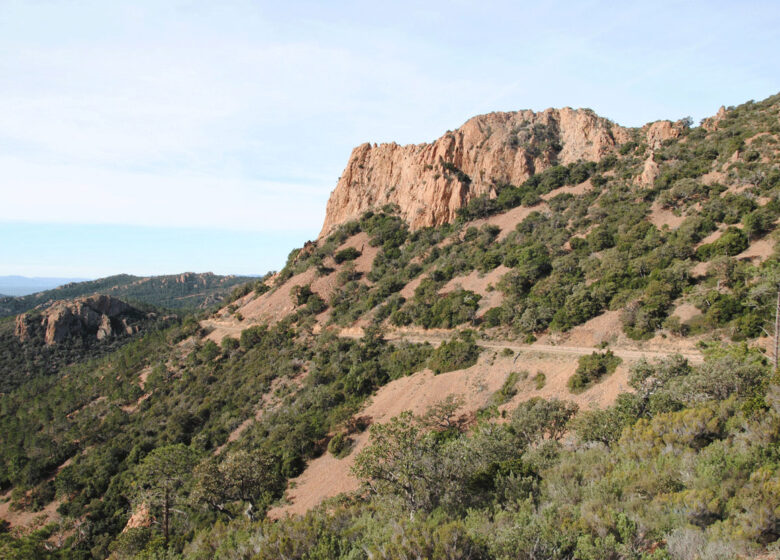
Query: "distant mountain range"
0 272 257 318
0 275 90 296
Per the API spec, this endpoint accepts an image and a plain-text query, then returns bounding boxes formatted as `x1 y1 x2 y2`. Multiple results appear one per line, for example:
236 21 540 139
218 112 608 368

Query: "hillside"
0 296 174 393
0 272 256 318
1 93 780 559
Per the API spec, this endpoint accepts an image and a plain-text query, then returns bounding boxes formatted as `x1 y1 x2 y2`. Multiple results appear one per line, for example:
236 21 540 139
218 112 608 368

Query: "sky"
1 1 779 278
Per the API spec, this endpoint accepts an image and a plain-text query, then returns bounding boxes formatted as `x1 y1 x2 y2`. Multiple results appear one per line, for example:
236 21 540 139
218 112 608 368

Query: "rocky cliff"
320 108 686 236
14 295 148 345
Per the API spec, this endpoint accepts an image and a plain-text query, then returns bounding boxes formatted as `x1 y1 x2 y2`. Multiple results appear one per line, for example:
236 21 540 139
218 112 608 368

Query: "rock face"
643 120 682 150
320 108 633 236
702 106 728 132
14 295 145 345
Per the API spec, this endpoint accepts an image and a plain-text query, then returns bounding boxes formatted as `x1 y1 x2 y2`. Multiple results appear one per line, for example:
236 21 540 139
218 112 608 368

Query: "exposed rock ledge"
14 295 147 345
320 107 689 237
320 107 635 236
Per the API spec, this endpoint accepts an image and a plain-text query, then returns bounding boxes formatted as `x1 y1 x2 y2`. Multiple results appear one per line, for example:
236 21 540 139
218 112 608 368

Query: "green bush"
333 247 362 264
696 226 749 259
428 331 482 374
327 432 354 458
568 350 622 393
490 370 522 405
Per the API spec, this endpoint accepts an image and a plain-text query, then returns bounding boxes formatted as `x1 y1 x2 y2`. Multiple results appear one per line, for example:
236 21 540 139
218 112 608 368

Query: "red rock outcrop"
14 295 144 345
701 106 728 132
643 120 683 150
320 108 633 236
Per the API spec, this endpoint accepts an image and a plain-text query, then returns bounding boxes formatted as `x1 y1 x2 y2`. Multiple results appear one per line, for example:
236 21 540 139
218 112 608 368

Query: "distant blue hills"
0 276 91 297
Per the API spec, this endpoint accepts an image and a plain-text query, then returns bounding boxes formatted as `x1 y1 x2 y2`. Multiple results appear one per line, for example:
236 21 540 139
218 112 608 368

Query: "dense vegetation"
568 350 622 393
0 273 256 318
1 93 780 558
0 318 431 559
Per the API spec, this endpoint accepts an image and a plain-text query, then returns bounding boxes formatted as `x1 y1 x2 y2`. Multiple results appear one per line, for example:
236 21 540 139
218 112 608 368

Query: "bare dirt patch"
226 268 319 329
0 490 62 531
137 366 151 389
203 318 246 344
690 261 709 277
737 237 775 263
441 265 509 314
121 391 152 414
206 233 381 342
696 228 725 247
337 232 379 275
399 274 426 299
648 201 685 230
542 310 623 348
541 179 592 200
671 303 702 323
466 203 549 241
535 310 702 358
701 170 727 186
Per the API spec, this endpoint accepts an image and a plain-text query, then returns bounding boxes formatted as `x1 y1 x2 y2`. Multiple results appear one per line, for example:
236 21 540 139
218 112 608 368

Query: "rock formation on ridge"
320 107 687 236
14 295 148 345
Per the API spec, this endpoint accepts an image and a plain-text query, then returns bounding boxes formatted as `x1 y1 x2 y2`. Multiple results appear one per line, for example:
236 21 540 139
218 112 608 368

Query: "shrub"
333 247 362 264
491 370 522 405
743 206 777 239
696 227 749 259
481 307 504 328
428 331 481 374
327 432 354 458
568 350 622 393
290 284 314 306
510 398 578 446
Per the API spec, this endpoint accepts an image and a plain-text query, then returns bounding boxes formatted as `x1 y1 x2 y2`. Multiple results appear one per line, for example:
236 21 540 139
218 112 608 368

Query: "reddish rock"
320 107 631 237
14 295 143 345
643 120 683 150
13 314 30 341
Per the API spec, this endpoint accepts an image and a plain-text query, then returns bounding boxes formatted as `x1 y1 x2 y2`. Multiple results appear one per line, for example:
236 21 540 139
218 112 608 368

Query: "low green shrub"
568 350 622 393
428 331 482 374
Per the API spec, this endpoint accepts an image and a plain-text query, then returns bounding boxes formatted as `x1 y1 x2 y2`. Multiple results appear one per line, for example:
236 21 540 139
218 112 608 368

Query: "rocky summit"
320 107 685 236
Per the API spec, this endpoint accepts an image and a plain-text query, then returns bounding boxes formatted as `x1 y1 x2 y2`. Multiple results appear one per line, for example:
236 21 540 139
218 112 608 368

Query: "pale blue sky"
1 0 779 277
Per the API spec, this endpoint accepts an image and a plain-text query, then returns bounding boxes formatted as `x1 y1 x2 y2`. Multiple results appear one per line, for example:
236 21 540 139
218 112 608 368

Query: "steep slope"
217 93 780 518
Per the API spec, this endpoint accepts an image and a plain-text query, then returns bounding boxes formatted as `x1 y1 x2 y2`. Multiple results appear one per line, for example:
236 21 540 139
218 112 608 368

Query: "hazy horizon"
0 271 266 297
2 1 779 277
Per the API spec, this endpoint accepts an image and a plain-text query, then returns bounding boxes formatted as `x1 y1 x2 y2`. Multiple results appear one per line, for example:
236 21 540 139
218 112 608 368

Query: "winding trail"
203 316 705 365
355 328 705 364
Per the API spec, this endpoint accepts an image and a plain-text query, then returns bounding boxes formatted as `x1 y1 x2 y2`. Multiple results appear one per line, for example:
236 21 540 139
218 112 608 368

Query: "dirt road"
203 319 705 364
355 328 705 364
